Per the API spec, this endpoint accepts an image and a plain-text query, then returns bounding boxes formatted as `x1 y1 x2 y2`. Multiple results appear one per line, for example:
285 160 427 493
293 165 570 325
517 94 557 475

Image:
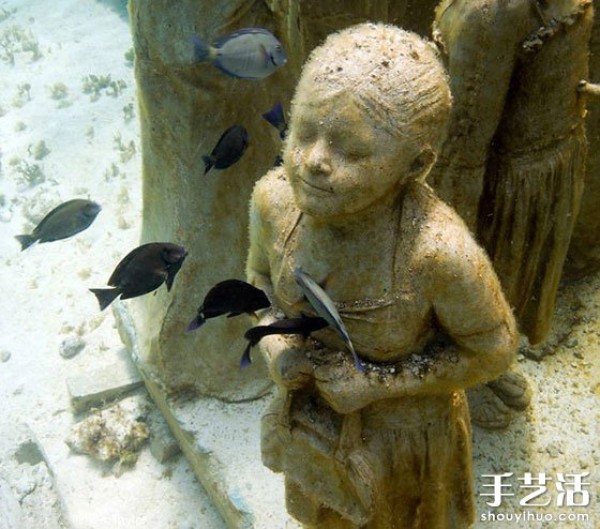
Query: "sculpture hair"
293 23 452 154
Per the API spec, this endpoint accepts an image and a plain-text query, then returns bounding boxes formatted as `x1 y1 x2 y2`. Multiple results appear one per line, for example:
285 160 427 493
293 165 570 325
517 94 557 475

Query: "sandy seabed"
0 1 597 529
0 1 225 528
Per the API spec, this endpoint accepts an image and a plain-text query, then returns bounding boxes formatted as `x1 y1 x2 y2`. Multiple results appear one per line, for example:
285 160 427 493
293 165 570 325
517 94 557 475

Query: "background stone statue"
247 24 518 528
429 0 594 346
566 10 600 278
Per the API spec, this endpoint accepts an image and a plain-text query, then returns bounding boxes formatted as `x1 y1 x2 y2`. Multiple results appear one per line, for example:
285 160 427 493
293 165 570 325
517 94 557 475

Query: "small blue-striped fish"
193 28 287 80
295 267 365 372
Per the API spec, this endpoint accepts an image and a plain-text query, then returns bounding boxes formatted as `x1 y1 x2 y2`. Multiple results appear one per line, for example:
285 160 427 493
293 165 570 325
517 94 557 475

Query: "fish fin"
192 35 211 62
89 287 121 311
14 234 37 251
347 343 365 372
353 355 365 372
186 315 205 332
166 271 176 291
240 342 253 368
202 155 213 175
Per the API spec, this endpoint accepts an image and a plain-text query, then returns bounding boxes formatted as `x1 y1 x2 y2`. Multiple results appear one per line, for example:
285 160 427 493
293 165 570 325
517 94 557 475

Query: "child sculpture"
247 23 518 529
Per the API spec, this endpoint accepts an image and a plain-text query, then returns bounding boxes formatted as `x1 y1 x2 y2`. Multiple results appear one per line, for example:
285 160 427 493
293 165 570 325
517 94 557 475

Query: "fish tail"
14 234 36 251
192 35 211 62
186 315 205 332
202 155 213 175
349 344 365 372
89 287 121 311
262 103 285 130
239 342 253 368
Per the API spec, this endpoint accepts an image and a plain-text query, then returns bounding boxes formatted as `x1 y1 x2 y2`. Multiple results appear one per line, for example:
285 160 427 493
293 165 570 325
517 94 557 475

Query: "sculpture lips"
294 267 365 371
299 176 333 194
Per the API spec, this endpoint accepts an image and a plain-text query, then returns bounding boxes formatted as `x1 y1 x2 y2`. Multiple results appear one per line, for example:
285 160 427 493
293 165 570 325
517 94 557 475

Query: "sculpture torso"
257 167 476 363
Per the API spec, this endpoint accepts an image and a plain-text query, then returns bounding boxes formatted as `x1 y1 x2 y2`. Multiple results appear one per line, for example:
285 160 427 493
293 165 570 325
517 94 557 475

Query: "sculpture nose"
306 138 332 175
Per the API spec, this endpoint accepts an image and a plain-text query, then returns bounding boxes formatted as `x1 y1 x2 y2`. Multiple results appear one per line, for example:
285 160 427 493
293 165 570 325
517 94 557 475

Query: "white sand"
0 1 225 528
0 1 597 529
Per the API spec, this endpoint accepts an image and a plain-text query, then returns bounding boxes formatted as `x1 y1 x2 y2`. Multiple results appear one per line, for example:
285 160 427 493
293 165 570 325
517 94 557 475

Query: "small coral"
66 397 150 475
82 74 127 102
0 25 42 65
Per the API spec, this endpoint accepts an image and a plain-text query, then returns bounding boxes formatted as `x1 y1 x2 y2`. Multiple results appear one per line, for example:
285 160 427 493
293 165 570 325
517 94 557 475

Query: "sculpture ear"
409 148 436 182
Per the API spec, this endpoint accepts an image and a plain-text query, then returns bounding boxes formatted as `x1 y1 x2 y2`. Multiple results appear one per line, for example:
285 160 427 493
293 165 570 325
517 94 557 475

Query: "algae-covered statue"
429 0 594 345
247 23 518 529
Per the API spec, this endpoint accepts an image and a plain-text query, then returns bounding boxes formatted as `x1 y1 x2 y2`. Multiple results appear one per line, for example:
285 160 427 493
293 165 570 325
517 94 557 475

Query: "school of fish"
15 26 365 373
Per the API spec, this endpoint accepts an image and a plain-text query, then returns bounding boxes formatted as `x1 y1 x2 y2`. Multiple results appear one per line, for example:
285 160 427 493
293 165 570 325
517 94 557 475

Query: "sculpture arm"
246 174 315 389
315 224 518 415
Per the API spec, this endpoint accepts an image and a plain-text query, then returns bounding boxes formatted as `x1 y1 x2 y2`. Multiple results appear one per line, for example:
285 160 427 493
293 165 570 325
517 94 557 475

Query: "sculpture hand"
314 360 374 414
259 334 314 390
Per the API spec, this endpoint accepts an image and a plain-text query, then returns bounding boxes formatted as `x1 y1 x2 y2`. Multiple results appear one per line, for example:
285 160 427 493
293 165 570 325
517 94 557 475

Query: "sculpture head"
283 23 451 218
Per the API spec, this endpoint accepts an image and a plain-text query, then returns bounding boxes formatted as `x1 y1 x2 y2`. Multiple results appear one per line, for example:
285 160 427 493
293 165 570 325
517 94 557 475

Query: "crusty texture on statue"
249 168 517 407
314 186 518 415
247 168 313 389
294 22 451 152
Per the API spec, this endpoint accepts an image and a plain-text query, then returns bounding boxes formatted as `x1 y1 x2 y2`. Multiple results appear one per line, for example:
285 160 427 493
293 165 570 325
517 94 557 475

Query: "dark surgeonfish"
187 279 270 331
192 28 287 80
15 198 101 251
90 242 187 311
294 267 365 371
202 125 249 175
240 316 328 367
262 103 287 140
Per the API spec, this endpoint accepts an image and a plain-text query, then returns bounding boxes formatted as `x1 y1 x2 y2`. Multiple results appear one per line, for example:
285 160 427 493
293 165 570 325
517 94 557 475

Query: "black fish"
15 199 101 250
187 279 270 331
261 103 287 140
202 125 249 175
240 316 328 367
90 242 187 311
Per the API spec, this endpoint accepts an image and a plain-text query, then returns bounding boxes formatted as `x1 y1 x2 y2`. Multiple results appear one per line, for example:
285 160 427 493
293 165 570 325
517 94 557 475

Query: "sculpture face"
284 88 417 218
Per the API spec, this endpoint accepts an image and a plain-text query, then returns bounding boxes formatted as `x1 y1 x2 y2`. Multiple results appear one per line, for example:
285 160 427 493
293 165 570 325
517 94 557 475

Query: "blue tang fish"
193 28 287 80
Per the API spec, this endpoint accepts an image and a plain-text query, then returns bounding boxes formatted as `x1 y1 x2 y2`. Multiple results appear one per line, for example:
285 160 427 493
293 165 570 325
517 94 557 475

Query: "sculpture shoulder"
250 167 298 230
251 167 294 217
404 183 489 278
437 0 533 20
435 0 535 41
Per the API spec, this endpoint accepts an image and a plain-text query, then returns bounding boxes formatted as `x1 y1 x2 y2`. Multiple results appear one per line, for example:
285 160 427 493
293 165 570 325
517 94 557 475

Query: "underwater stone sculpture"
566 11 600 278
429 0 594 346
127 0 439 400
247 24 518 528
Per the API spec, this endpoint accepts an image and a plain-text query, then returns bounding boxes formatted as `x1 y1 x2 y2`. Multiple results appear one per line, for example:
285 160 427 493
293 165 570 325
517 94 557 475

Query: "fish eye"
162 247 182 263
